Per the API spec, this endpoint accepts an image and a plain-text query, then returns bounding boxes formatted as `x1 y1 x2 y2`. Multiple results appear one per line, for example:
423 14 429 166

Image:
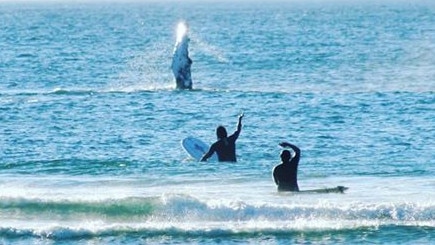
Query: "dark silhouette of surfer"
273 142 301 192
200 113 244 162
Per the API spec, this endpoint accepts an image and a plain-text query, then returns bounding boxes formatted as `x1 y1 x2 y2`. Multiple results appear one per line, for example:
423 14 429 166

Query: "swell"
0 196 157 219
0 159 143 175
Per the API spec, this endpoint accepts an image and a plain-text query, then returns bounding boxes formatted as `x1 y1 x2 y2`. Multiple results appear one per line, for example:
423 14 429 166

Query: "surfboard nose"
337 186 349 193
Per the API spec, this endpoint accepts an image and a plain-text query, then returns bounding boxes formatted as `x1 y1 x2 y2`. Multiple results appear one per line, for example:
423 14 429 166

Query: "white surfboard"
181 136 218 161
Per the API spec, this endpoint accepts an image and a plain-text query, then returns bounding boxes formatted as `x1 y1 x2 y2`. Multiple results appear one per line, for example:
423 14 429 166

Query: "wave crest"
1 194 434 223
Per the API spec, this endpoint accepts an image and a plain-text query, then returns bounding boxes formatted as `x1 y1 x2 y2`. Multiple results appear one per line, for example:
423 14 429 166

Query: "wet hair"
216 126 227 139
280 150 291 162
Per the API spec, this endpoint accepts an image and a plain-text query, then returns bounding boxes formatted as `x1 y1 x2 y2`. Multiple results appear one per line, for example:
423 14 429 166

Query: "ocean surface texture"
1 0 434 244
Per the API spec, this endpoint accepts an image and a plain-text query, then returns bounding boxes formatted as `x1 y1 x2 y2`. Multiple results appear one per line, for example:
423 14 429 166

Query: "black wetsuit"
208 132 239 162
201 115 243 162
273 153 300 192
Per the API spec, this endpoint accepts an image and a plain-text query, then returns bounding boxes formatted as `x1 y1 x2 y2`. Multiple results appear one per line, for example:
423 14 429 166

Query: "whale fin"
171 22 193 90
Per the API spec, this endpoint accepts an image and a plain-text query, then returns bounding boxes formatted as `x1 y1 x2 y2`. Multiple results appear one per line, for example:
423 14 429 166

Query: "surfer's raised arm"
279 142 301 160
236 113 244 134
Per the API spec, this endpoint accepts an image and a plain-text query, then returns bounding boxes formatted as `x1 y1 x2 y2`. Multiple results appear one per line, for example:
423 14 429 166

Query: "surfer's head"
280 150 292 162
216 126 227 139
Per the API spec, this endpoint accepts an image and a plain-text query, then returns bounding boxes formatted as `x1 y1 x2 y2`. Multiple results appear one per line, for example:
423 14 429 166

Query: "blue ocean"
1 0 434 244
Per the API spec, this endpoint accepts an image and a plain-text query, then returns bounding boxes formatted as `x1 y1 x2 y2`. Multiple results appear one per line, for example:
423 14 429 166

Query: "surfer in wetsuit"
273 142 301 192
200 113 244 162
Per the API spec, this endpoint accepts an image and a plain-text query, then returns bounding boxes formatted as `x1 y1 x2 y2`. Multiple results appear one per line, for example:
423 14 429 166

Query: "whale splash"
171 22 193 90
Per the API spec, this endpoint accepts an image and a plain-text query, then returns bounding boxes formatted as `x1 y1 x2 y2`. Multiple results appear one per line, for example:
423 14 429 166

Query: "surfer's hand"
279 142 291 148
238 113 244 120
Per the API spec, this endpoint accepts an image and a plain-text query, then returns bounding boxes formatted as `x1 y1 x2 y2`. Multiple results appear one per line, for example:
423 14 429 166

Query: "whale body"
171 22 192 89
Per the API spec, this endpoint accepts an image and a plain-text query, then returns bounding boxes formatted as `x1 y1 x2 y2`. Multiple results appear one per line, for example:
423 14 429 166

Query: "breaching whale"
171 22 193 89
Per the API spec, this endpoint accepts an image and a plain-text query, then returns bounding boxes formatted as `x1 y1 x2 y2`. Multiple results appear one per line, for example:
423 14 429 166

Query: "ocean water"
1 0 434 244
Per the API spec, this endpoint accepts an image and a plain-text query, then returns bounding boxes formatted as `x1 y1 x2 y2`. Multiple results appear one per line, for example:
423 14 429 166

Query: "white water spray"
171 21 193 89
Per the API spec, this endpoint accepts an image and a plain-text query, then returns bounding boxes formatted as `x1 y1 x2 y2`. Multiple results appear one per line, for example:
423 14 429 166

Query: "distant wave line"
1 87 433 97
